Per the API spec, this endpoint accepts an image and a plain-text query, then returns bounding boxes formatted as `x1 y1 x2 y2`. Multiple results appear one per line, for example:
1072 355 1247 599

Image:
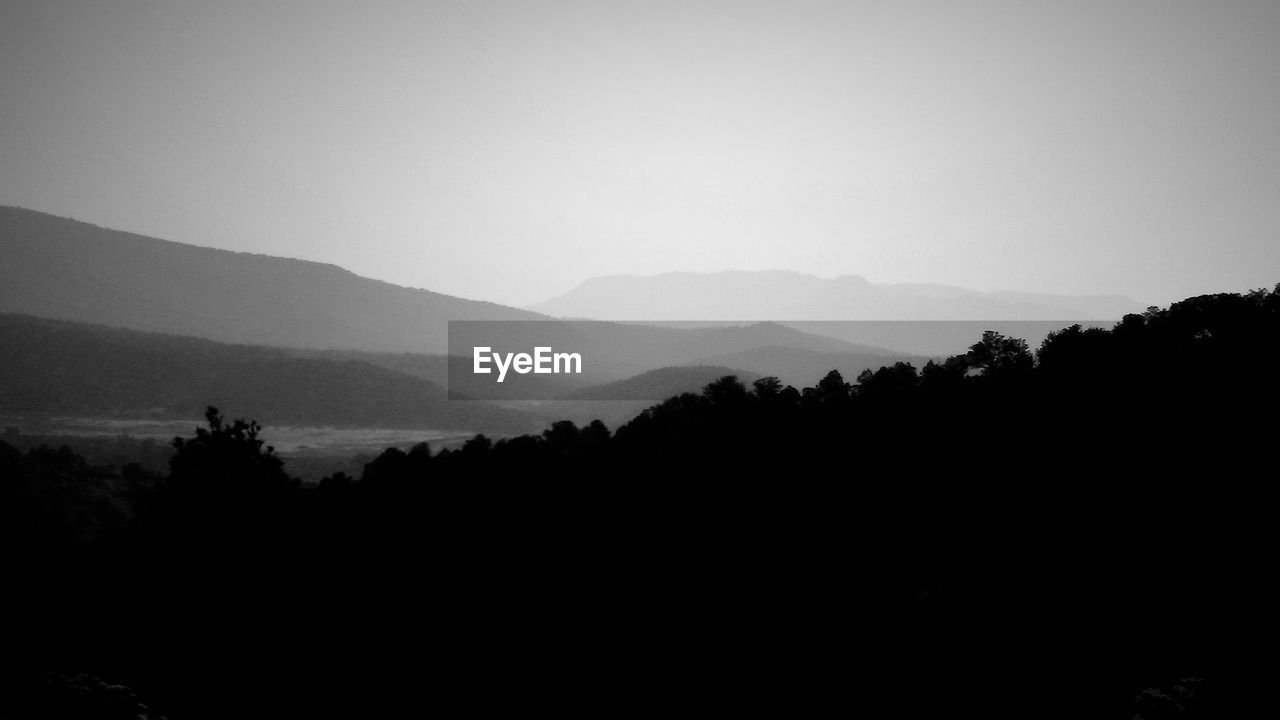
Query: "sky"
2 0 1278 308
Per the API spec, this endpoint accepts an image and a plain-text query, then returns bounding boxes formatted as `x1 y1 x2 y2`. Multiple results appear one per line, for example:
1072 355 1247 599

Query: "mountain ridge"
0 206 542 354
527 270 1145 320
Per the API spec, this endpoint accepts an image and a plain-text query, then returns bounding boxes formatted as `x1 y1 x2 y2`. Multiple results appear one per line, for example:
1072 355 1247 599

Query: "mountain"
527 270 1145 320
0 206 541 354
0 314 539 434
563 365 761 401
285 348 451 385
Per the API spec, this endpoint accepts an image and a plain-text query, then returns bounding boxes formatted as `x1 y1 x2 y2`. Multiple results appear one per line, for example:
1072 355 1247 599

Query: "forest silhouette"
3 286 1277 718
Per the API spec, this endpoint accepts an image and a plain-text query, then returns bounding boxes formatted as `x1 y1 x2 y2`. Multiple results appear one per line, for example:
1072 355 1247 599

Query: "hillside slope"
0 206 541 353
0 314 538 433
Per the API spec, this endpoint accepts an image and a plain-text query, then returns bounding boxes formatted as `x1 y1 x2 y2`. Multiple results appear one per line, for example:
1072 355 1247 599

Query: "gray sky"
2 0 1278 308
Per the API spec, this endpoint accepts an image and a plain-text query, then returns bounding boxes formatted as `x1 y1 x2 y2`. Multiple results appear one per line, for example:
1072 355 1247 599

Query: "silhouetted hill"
563 365 761 400
528 270 1144 320
4 286 1277 719
0 206 542 353
287 348 452 385
652 320 897 358
0 314 538 433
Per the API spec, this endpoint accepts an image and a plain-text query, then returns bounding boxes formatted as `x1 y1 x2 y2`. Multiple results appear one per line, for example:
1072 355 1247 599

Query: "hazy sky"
2 0 1278 307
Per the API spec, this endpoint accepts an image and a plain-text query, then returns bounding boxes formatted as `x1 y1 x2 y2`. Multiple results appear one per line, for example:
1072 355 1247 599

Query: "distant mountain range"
0 312 922 435
0 206 539 354
527 271 1145 320
1 205 1114 426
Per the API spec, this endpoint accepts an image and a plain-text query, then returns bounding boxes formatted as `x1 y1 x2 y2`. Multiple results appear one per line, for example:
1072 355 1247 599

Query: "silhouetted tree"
752 375 784 400
543 420 580 453
702 374 750 406
964 330 1033 377
168 406 292 495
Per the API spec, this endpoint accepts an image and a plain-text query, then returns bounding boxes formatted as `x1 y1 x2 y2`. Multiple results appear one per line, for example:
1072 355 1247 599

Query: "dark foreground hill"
0 206 541 353
3 286 1276 718
0 314 537 434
